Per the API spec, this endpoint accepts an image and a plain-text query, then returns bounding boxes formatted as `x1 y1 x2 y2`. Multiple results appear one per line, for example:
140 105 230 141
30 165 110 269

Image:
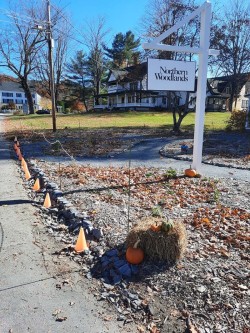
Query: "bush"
63 108 71 114
226 109 247 132
13 110 21 115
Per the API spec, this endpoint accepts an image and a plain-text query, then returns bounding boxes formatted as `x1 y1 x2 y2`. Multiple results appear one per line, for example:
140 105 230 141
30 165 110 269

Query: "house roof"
0 80 37 93
208 73 250 97
108 63 147 83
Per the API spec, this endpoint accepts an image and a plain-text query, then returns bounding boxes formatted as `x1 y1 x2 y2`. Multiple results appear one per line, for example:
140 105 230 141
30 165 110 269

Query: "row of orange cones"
14 137 88 253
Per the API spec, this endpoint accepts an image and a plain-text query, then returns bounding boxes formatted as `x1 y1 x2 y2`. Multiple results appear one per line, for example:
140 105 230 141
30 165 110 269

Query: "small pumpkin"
161 220 174 233
150 224 161 232
126 239 144 265
184 165 197 178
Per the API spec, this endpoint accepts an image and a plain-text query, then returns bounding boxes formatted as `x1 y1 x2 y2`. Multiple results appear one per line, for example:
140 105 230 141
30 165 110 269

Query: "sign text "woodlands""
155 67 189 82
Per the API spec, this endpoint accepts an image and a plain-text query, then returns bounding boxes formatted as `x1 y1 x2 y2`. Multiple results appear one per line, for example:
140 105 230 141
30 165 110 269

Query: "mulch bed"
9 127 250 333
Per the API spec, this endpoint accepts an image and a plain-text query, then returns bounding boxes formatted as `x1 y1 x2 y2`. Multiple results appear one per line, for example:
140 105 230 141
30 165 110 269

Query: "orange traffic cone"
25 168 31 180
43 192 51 208
75 227 89 253
33 178 40 191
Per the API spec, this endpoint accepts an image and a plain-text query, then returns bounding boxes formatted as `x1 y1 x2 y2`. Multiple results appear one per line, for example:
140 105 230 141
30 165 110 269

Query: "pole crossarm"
152 2 208 44
142 43 219 56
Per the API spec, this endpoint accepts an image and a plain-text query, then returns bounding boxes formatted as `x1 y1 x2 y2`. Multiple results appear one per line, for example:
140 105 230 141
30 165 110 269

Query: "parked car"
36 109 51 114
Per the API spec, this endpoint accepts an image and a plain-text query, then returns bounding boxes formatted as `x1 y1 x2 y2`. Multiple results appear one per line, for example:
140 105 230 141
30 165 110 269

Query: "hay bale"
126 218 187 263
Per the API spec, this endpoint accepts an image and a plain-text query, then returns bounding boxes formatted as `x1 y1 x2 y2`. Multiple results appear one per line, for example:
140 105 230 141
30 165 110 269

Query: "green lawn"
5 111 230 132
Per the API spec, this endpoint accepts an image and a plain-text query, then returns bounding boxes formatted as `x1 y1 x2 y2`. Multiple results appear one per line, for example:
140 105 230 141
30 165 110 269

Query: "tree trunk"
21 79 35 114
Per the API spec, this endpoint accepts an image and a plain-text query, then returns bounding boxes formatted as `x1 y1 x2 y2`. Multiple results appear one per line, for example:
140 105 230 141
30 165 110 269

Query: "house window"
128 95 135 103
3 98 14 103
16 93 22 97
129 82 138 91
242 100 248 108
2 92 13 97
16 99 23 104
162 97 166 105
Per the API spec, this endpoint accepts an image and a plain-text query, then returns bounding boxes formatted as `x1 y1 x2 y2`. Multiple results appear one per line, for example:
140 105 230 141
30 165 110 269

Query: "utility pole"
47 0 57 132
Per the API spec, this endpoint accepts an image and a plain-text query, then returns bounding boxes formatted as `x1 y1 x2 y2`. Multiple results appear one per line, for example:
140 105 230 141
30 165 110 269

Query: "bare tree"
211 0 250 111
0 0 47 114
82 17 110 105
140 0 199 60
34 17 69 107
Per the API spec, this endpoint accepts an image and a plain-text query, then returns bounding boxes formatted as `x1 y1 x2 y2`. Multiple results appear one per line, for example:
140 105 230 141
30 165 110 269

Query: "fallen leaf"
56 316 67 322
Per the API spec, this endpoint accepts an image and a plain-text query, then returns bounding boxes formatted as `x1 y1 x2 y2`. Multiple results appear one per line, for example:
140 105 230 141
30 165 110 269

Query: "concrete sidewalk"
0 116 132 332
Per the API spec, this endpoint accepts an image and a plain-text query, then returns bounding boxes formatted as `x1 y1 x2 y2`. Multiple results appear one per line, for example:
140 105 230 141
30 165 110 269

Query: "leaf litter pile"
34 160 250 333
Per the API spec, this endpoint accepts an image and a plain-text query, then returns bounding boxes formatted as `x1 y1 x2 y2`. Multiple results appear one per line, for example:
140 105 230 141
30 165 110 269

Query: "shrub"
63 108 71 114
13 110 21 115
226 109 247 132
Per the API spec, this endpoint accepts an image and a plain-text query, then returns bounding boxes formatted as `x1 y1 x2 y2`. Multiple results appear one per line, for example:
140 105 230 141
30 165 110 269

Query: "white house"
0 80 42 113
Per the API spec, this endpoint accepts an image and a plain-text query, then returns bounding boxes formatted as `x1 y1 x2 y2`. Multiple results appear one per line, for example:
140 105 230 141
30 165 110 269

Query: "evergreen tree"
65 51 91 111
104 31 140 68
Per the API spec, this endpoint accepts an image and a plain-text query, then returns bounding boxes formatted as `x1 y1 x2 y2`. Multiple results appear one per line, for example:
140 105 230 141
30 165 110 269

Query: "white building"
0 80 42 113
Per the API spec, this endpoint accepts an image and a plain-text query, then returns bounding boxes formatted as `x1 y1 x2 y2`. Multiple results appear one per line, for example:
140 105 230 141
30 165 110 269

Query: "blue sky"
57 0 148 37
0 0 220 44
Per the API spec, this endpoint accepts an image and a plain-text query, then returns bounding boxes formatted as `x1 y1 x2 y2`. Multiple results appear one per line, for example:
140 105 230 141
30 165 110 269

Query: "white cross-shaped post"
143 1 219 172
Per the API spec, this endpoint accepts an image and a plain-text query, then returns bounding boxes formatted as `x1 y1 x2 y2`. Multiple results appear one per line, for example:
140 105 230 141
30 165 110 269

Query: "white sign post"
143 1 219 172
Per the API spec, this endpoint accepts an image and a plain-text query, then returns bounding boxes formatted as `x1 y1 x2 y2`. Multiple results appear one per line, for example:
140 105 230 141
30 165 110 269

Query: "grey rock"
127 292 138 300
92 228 103 240
106 249 119 257
118 263 131 278
114 259 127 269
148 304 157 316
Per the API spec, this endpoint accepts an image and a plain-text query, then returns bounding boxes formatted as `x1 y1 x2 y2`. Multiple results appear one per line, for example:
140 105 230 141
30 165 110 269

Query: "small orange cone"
25 168 31 180
43 192 51 208
33 178 40 191
75 227 89 253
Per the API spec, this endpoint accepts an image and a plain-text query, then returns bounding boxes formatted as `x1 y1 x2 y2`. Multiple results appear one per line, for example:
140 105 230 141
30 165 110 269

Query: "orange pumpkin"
184 165 197 177
126 239 144 265
150 224 161 232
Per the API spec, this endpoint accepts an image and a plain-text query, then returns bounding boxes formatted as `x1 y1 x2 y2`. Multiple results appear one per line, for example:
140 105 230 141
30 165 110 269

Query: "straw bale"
126 217 187 263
